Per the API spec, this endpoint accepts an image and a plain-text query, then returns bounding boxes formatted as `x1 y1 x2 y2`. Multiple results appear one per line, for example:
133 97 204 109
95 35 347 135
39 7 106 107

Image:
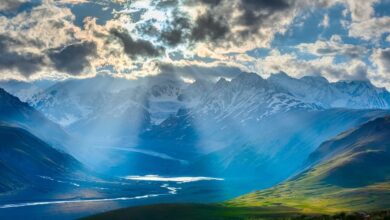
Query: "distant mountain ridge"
269 72 390 109
0 79 55 102
27 72 390 128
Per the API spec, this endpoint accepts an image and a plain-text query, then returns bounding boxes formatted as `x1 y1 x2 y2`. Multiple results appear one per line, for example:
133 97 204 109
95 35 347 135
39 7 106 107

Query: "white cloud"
371 48 390 77
252 49 370 83
296 35 368 58
368 48 390 89
349 16 390 41
343 0 379 22
0 1 78 50
319 14 330 28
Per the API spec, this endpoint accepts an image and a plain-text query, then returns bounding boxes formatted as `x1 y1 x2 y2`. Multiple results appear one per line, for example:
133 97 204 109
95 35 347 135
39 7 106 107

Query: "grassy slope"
227 116 390 214
227 158 390 214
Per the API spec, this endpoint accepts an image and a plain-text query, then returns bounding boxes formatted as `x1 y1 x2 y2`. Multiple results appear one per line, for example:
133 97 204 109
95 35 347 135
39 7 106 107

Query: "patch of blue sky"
70 2 122 27
319 4 350 40
379 34 390 48
277 46 298 55
246 48 270 58
191 55 218 63
271 9 328 47
341 36 369 46
96 65 116 74
271 3 351 48
374 1 390 17
279 45 319 61
128 8 147 23
362 55 374 66
295 51 319 61
269 2 384 65
168 51 185 61
332 54 347 64
0 0 41 18
342 31 388 50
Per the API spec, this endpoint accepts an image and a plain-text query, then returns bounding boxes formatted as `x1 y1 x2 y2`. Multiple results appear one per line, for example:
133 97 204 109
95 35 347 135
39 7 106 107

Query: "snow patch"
124 175 224 183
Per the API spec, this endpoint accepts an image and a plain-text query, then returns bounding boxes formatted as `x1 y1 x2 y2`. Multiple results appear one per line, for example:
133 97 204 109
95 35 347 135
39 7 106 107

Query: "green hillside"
227 116 390 214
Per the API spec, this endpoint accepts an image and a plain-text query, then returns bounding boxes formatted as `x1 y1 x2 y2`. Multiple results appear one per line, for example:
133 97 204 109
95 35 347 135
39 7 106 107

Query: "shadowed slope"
0 125 85 193
0 88 72 153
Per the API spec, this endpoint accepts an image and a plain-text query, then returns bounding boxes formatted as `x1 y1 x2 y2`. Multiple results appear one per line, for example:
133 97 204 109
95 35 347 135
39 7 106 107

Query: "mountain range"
27 73 390 129
2 73 390 192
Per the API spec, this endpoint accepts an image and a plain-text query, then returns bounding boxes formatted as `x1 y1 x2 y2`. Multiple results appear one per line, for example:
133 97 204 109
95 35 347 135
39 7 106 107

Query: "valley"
85 116 390 219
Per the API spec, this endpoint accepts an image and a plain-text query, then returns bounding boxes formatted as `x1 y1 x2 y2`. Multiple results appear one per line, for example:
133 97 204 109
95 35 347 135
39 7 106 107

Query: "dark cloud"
165 0 294 48
235 0 291 39
186 0 222 6
307 40 368 59
377 48 390 72
239 0 290 25
380 49 390 63
154 0 179 8
0 0 41 18
136 9 191 47
110 29 165 58
48 41 97 75
160 14 191 46
190 12 229 42
240 0 290 10
349 63 369 81
0 0 26 12
136 20 161 37
0 35 44 77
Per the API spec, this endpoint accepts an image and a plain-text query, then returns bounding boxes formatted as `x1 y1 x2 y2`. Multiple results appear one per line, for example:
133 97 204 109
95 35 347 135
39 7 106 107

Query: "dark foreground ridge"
82 204 390 220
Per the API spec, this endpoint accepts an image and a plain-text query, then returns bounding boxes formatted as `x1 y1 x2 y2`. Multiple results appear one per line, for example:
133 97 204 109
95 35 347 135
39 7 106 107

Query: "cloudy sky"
1 0 390 88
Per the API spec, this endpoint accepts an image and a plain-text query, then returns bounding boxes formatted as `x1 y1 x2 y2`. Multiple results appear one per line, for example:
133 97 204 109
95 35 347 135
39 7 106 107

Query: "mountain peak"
300 75 329 85
232 72 267 88
0 87 7 95
235 72 263 80
0 87 26 108
269 71 291 79
0 87 11 95
337 79 373 87
217 77 227 83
